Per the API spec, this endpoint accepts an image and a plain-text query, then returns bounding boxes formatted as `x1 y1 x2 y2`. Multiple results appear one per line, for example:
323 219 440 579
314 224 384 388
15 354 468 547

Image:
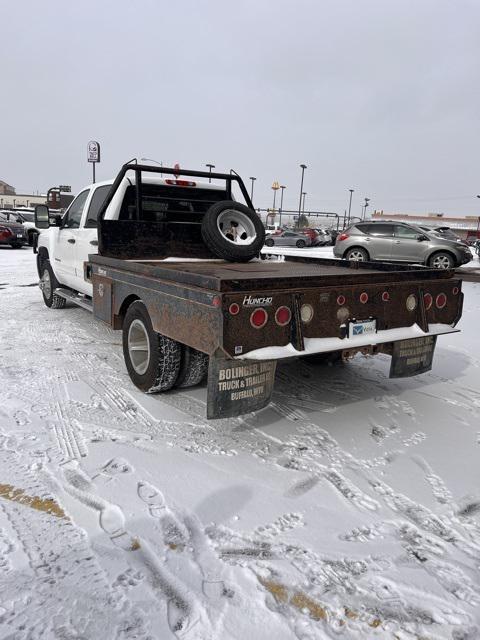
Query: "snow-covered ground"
1 246 480 639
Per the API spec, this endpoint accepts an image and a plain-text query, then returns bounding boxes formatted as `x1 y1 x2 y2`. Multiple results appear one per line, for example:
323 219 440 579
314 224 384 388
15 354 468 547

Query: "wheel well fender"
114 294 141 330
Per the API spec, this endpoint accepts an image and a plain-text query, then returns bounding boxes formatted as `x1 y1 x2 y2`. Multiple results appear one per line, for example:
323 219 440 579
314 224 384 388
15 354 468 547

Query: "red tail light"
424 293 433 310
250 308 268 329
0 226 12 237
359 292 369 304
382 291 390 302
165 179 196 187
337 233 349 242
452 286 459 295
275 306 291 326
436 293 447 309
337 295 346 305
229 303 240 315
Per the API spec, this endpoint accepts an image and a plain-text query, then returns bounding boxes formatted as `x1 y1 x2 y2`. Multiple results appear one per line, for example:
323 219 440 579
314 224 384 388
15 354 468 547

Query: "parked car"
313 229 333 246
0 212 27 248
334 220 472 269
296 227 322 246
418 226 462 243
264 230 312 248
12 210 41 245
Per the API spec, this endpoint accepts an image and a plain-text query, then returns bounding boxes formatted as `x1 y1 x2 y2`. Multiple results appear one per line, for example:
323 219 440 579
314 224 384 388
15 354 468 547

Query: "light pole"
249 177 256 201
298 164 307 216
362 197 370 220
206 163 215 183
141 158 163 176
279 185 286 226
347 189 354 227
302 192 307 213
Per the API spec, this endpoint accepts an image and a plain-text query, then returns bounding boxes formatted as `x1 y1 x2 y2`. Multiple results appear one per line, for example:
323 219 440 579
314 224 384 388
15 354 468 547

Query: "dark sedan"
0 212 27 248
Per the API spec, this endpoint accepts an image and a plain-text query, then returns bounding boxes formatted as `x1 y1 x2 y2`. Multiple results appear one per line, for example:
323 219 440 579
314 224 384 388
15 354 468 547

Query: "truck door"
74 184 111 295
55 189 90 288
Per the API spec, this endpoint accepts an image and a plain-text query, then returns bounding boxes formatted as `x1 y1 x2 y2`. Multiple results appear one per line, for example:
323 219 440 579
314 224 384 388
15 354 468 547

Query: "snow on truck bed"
1 246 480 639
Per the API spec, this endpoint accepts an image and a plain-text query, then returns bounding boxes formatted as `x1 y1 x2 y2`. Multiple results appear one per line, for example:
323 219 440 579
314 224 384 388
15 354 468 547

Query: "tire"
345 247 369 262
122 300 182 393
428 251 455 270
40 261 66 309
265 238 274 247
10 243 23 249
201 201 265 262
176 346 209 388
296 239 306 248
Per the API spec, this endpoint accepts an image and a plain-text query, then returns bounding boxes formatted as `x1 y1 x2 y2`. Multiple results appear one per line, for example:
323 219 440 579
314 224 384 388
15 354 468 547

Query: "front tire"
40 261 66 309
122 301 182 393
201 201 265 262
345 247 369 262
428 251 455 269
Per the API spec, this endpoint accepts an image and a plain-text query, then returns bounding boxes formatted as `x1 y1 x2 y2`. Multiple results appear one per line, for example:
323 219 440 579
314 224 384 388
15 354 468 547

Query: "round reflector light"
300 304 314 324
275 306 291 326
360 292 368 304
406 294 417 311
250 308 268 329
337 295 346 306
436 293 447 309
229 302 240 315
382 291 390 302
424 293 433 310
453 286 459 295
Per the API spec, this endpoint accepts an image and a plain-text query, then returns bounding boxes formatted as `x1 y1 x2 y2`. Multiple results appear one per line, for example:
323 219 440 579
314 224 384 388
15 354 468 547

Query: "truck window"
118 184 228 222
63 190 89 229
85 185 111 228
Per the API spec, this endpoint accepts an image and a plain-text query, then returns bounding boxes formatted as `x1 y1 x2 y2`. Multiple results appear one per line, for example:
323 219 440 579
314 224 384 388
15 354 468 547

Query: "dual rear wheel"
122 301 208 393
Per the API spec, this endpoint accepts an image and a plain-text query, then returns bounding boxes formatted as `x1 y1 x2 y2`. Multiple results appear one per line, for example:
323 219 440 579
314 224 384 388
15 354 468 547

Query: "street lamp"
347 189 354 227
206 163 215 183
298 164 307 216
279 185 286 226
362 197 370 220
141 158 163 176
302 192 307 213
249 177 256 201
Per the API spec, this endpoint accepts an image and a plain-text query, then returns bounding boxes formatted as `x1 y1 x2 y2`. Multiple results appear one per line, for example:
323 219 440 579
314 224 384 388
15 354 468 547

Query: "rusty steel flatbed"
90 255 453 293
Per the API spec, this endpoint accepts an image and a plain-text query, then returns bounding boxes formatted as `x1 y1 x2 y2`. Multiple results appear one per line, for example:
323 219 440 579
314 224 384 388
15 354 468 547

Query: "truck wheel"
40 261 66 309
296 239 306 248
176 346 209 388
345 247 369 262
428 252 455 269
123 301 182 393
201 201 265 262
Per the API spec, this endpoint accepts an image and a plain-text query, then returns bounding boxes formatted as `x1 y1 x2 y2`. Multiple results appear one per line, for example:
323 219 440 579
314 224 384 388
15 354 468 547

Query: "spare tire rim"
348 250 366 261
41 269 51 298
432 254 451 269
128 319 151 375
216 209 257 246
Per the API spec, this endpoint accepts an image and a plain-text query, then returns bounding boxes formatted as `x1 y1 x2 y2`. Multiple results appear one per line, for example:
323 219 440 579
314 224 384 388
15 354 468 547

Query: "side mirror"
417 234 429 242
35 205 50 229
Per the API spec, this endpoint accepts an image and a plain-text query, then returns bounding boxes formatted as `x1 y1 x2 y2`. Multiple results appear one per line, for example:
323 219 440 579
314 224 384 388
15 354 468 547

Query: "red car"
298 228 321 246
0 211 26 249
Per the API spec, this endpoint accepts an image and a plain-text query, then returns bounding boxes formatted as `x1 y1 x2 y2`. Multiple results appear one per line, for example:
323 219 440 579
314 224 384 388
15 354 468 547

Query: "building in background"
372 211 480 242
0 180 16 196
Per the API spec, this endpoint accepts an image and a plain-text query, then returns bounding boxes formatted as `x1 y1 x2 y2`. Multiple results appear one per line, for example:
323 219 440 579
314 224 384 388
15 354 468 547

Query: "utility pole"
298 164 307 216
249 176 256 201
347 189 354 227
279 185 286 226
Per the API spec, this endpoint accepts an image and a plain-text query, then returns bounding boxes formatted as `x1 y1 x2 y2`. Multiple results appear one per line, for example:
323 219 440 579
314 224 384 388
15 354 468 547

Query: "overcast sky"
2 0 480 217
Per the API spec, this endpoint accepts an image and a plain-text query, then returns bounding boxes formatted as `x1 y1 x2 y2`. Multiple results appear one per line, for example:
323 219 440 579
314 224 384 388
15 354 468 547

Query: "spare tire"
201 201 265 262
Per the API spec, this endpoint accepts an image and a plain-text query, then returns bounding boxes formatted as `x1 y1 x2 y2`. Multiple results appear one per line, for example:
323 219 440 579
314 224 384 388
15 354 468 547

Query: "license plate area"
348 318 377 338
16 233 23 238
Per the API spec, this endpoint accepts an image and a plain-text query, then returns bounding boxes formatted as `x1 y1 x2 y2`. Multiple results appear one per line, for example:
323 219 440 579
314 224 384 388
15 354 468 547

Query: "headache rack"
96 160 254 260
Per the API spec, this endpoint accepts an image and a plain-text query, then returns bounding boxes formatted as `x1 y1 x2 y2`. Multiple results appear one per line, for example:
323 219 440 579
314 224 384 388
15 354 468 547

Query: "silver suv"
334 221 472 269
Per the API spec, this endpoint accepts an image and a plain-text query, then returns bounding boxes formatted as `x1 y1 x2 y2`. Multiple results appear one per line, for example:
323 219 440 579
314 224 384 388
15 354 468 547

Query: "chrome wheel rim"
217 210 257 245
348 250 366 261
128 319 150 375
41 269 51 298
432 254 451 269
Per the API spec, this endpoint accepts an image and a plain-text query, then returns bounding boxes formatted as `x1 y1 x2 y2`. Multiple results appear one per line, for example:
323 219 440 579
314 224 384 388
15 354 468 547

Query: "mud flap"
389 335 437 378
206 355 277 419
